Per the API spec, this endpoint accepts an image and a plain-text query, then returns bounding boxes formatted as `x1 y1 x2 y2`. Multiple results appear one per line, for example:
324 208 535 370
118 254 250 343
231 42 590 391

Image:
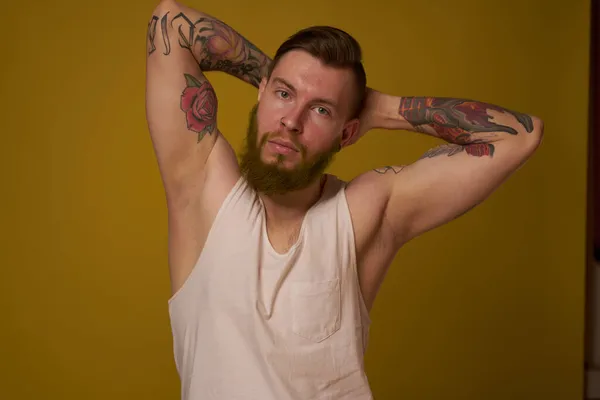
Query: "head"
239 26 367 196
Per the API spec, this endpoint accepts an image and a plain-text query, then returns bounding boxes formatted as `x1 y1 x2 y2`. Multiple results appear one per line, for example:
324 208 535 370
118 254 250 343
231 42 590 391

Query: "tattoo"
398 97 534 145
374 166 405 174
147 15 159 55
161 13 171 55
180 74 218 142
419 143 495 160
146 9 271 143
148 11 270 88
414 125 427 134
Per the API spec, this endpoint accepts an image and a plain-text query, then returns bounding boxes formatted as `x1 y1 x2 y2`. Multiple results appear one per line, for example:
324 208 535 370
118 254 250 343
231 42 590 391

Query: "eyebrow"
271 77 339 109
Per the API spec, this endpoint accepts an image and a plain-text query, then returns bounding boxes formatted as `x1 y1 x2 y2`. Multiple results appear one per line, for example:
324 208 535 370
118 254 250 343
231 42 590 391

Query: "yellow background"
1 0 589 399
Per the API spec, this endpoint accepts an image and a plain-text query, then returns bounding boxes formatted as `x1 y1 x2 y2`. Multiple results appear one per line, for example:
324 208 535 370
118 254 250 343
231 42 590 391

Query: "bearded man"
145 1 544 399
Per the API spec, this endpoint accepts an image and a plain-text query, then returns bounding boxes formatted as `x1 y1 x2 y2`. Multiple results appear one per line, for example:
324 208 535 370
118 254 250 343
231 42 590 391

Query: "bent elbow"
526 116 545 152
532 116 545 139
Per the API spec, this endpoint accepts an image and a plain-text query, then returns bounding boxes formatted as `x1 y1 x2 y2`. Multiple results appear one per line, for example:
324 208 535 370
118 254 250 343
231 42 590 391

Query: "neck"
259 175 327 227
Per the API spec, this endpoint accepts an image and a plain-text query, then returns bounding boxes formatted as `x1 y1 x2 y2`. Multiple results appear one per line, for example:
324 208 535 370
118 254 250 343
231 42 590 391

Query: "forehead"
270 50 355 110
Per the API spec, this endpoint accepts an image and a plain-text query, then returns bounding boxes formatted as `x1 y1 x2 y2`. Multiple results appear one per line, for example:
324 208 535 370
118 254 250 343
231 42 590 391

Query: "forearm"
368 90 538 147
148 0 271 88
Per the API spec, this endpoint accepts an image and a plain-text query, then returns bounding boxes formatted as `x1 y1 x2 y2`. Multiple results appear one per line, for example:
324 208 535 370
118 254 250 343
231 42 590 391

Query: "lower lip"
267 141 297 155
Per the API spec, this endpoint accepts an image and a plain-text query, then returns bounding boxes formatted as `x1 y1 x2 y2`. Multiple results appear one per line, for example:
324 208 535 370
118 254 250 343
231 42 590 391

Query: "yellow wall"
1 0 589 399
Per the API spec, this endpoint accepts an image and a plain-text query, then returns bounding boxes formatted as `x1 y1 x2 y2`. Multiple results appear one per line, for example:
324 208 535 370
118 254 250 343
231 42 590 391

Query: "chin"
261 151 298 167
265 159 297 171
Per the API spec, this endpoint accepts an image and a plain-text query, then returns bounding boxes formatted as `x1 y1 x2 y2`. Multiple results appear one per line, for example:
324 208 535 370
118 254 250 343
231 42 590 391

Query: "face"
239 50 360 196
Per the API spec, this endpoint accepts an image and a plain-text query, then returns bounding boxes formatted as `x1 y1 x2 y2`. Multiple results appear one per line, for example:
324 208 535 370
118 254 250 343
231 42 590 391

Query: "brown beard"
239 104 340 196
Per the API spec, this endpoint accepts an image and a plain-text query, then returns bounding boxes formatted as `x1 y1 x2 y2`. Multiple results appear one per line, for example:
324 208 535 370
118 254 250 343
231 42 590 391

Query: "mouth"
268 139 299 153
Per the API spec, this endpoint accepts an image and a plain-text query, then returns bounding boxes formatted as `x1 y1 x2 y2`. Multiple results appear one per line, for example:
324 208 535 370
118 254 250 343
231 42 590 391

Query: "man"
145 1 544 399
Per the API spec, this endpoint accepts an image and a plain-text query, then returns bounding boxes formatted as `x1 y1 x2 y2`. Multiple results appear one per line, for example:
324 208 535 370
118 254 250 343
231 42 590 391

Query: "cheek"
257 102 283 133
304 110 346 138
301 127 337 155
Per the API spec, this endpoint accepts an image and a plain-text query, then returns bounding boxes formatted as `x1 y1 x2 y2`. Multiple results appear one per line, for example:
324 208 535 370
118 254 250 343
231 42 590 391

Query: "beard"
239 104 340 196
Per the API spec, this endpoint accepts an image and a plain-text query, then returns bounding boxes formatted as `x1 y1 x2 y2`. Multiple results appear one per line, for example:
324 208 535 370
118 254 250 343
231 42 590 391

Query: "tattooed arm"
355 89 544 246
146 0 271 190
363 89 537 153
145 0 270 293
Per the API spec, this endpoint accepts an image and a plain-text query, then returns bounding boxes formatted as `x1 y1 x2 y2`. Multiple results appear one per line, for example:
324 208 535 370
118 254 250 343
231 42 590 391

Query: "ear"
339 118 361 148
257 77 268 102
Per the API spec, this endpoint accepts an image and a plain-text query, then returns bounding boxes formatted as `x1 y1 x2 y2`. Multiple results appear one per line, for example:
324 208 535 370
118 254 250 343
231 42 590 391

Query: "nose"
279 108 303 134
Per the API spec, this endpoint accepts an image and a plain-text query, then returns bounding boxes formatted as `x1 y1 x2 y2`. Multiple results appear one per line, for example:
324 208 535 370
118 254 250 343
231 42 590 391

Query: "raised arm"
145 0 271 293
146 0 270 196
355 89 544 247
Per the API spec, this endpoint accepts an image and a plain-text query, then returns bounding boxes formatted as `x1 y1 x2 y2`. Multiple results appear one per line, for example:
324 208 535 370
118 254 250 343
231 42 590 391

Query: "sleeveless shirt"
168 174 373 400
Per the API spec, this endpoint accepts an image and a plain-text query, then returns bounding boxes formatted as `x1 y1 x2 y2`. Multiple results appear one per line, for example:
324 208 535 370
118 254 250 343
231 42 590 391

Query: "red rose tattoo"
465 142 494 157
180 74 218 142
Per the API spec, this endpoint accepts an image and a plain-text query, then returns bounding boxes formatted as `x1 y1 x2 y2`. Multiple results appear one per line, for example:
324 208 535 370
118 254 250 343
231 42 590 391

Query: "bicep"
385 138 541 244
145 2 220 198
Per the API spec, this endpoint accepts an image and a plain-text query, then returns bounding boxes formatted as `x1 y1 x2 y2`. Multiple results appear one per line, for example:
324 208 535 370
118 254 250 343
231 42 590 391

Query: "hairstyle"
267 26 367 119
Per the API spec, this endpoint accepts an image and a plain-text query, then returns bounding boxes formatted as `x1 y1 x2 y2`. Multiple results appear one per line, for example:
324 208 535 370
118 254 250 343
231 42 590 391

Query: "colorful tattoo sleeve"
398 97 535 159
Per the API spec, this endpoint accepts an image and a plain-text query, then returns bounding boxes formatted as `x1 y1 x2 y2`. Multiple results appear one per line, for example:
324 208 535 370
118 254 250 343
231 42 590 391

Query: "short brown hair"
267 26 367 119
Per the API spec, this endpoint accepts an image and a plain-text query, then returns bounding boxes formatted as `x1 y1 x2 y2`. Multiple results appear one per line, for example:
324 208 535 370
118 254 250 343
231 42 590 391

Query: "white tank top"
168 174 373 400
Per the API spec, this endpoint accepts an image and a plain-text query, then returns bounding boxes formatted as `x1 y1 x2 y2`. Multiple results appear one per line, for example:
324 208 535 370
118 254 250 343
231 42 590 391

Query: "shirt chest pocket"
290 279 341 343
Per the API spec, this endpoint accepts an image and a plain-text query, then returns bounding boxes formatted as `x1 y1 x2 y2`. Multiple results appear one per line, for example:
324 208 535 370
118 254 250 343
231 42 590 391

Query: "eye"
276 90 290 99
315 106 330 116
